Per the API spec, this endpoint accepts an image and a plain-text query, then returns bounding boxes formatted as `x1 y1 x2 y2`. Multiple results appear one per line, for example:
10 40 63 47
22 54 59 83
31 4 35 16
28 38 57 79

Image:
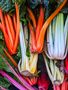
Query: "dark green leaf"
0 76 10 89
0 0 13 13
12 0 26 6
0 57 10 72
61 5 68 14
13 45 21 63
0 31 3 40
28 0 49 9
26 46 30 58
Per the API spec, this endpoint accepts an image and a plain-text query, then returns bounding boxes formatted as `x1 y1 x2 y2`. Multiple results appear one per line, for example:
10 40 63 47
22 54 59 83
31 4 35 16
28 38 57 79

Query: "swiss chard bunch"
18 23 38 76
28 0 67 53
43 53 64 85
0 3 20 55
44 13 68 60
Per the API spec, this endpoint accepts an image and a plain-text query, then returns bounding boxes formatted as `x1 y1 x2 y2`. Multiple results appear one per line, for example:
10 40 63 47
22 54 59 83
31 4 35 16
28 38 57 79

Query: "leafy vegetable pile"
0 0 68 90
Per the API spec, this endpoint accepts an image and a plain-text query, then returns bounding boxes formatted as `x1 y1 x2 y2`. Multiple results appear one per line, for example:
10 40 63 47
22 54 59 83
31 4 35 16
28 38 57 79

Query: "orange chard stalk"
27 7 36 29
3 48 18 68
13 14 17 33
28 22 36 52
0 9 14 54
37 0 67 53
36 6 44 41
4 15 13 47
6 14 15 42
0 9 6 31
13 3 20 52
0 23 14 54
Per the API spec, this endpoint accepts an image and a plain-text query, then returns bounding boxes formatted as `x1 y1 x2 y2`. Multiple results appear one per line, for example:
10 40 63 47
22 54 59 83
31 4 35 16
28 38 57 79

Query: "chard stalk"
0 86 7 90
24 25 29 47
0 54 35 90
50 59 54 77
20 23 27 66
43 53 64 85
45 13 67 60
47 22 54 57
0 70 26 90
18 23 38 76
43 53 54 84
30 53 38 74
64 16 68 50
18 23 30 73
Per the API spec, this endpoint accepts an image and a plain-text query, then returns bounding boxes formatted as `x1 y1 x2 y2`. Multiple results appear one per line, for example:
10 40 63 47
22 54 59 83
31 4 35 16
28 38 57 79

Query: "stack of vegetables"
0 0 68 90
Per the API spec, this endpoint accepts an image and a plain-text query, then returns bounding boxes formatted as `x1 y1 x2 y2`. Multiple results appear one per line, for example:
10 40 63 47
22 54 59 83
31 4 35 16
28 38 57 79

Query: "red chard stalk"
37 73 50 90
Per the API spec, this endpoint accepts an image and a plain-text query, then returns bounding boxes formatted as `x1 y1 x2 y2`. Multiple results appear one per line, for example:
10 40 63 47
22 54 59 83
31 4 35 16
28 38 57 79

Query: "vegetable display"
0 0 68 90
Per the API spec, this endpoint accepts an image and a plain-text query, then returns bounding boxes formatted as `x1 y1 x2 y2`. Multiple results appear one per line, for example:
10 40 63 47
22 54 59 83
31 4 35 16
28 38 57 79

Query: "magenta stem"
0 54 35 90
0 86 7 90
0 70 26 90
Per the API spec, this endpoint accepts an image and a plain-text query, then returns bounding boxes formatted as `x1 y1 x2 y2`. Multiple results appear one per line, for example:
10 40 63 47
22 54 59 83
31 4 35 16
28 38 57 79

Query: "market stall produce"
0 0 68 90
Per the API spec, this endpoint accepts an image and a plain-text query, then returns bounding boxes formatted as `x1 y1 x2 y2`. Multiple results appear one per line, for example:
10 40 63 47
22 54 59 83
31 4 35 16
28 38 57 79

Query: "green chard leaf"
0 0 13 13
13 45 21 63
26 46 30 58
61 5 68 14
0 57 10 72
0 76 10 89
12 0 26 5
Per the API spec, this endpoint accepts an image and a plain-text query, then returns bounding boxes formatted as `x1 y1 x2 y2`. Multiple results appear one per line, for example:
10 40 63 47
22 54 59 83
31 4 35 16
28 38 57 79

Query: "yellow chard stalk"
18 23 38 76
45 13 67 60
43 53 64 85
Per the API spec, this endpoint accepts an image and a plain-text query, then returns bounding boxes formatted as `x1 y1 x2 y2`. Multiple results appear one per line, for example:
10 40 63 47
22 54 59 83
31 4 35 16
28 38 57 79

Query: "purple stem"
0 54 35 90
0 70 26 90
0 86 7 90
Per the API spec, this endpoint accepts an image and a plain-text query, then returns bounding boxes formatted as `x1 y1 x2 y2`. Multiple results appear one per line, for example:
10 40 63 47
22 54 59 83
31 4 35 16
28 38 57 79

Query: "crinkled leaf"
45 0 58 19
28 0 49 9
12 0 26 6
0 0 27 24
0 31 3 40
61 5 68 14
0 57 10 72
0 76 10 89
0 0 14 13
13 45 21 63
20 3 27 24
26 46 30 58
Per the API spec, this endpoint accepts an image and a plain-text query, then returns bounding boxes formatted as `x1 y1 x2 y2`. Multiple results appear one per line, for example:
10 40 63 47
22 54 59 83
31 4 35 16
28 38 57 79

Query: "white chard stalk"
45 13 68 60
18 23 38 76
43 53 64 85
64 16 68 51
